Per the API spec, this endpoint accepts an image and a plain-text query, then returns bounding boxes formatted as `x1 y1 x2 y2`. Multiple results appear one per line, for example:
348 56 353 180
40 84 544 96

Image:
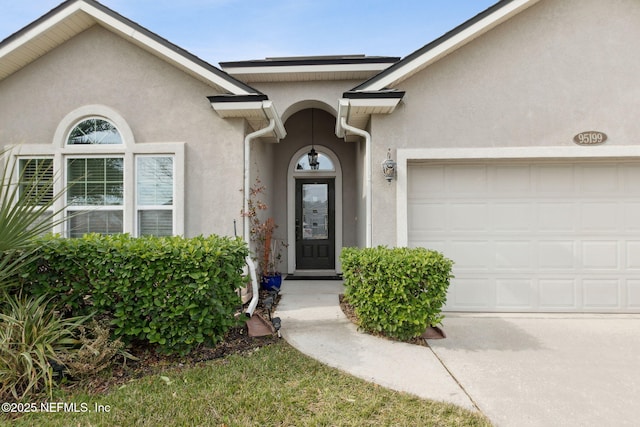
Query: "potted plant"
242 180 287 291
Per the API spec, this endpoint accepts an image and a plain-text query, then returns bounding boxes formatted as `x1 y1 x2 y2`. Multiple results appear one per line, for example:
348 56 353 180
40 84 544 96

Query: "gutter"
338 113 373 248
209 95 286 317
336 92 404 248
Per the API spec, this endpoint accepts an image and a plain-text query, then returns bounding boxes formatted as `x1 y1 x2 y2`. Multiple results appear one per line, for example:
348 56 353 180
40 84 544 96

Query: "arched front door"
287 146 342 273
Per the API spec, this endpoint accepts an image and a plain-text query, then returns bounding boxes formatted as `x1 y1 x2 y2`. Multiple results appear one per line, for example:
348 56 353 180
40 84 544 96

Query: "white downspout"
244 118 276 317
340 117 372 248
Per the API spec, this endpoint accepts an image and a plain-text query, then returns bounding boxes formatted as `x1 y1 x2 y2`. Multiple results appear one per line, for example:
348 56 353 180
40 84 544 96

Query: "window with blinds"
67 157 124 237
136 156 174 236
18 158 54 205
18 158 55 232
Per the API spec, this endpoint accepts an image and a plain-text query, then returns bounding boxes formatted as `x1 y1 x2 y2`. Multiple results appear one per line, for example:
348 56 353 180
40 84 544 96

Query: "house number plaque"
573 131 607 145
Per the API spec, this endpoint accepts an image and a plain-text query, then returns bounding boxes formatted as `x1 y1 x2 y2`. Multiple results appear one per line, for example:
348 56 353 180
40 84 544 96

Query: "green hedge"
340 246 453 341
19 234 248 355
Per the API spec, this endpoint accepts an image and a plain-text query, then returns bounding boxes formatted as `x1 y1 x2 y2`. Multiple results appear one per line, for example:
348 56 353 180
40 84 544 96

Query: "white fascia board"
223 62 391 76
210 100 286 140
335 99 351 138
335 97 401 138
348 97 402 112
77 3 253 95
210 101 265 116
261 100 287 140
365 0 540 91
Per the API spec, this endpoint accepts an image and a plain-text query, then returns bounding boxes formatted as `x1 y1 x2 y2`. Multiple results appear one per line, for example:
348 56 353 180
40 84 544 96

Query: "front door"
295 178 335 270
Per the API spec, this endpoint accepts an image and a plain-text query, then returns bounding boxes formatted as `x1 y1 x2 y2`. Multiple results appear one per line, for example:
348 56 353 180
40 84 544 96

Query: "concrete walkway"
276 280 640 427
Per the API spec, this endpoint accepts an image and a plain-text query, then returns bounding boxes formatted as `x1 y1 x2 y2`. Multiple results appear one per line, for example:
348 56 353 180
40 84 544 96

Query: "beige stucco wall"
370 0 640 246
0 25 246 238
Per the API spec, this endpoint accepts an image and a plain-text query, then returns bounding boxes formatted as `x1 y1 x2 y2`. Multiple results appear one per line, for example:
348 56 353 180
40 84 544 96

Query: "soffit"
0 0 258 95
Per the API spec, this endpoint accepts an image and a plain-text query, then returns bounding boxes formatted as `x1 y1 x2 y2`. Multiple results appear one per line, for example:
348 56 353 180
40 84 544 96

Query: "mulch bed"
65 291 281 395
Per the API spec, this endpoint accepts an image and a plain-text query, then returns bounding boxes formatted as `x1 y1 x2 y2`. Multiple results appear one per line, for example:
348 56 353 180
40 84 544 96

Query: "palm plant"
0 147 68 292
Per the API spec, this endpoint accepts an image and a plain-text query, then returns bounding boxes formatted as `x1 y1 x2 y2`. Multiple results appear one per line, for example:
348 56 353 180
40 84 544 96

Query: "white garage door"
408 160 640 313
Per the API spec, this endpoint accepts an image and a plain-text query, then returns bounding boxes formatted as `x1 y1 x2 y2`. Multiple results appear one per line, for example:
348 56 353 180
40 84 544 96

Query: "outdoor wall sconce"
381 149 396 182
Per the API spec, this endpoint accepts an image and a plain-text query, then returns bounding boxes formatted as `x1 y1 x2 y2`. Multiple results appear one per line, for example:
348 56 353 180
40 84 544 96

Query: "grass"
5 341 491 427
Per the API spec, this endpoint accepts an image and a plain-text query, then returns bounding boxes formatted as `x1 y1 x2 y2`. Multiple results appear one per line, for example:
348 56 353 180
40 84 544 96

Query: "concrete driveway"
429 313 640 426
277 281 640 426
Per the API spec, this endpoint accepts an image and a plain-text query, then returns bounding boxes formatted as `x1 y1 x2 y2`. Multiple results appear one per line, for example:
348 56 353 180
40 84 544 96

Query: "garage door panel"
448 278 492 308
495 241 533 269
408 161 640 313
583 280 620 308
579 165 620 193
539 279 577 309
447 165 487 193
493 203 533 230
450 203 488 230
628 280 640 307
408 203 444 231
496 279 534 308
539 241 576 269
536 165 575 193
537 203 576 231
581 202 620 230
582 241 619 269
492 165 532 192
624 204 640 230
449 241 491 270
627 242 640 269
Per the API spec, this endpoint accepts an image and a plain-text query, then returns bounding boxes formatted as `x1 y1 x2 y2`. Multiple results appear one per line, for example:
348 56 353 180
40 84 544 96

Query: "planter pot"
261 274 282 291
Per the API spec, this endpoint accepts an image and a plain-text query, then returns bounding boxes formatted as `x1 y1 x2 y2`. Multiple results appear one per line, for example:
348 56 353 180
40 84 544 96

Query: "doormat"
285 275 343 281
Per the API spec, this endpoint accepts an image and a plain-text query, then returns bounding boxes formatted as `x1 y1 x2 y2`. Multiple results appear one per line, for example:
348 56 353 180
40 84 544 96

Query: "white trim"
396 145 640 247
287 146 343 274
11 105 185 237
54 104 135 149
363 0 540 91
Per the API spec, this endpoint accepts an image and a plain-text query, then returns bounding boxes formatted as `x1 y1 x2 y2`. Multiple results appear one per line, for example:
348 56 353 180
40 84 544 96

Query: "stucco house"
1 0 639 313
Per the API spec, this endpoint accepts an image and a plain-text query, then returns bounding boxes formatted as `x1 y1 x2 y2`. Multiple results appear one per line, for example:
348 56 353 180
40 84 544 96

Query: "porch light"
382 149 396 182
308 147 319 170
307 109 320 170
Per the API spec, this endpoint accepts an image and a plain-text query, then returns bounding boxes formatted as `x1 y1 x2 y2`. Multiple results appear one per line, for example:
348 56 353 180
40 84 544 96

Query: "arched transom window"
294 152 335 171
67 118 123 145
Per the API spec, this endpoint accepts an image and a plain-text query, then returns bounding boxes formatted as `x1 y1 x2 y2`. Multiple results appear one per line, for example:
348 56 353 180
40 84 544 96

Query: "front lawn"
8 341 491 426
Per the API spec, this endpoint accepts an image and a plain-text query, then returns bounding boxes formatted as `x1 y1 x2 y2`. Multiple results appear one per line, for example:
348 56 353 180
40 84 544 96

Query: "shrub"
340 246 453 341
20 234 249 355
0 294 89 401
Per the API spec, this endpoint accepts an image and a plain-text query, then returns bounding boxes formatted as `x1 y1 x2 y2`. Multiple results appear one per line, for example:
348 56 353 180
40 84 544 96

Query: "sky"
0 0 498 64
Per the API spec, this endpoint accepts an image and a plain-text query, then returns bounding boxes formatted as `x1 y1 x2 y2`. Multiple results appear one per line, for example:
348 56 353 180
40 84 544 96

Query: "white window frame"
65 154 125 237
135 154 176 236
8 105 185 237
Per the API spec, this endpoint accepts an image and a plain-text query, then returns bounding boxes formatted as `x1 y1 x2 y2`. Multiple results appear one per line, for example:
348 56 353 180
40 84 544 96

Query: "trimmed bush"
20 234 248 355
341 246 453 341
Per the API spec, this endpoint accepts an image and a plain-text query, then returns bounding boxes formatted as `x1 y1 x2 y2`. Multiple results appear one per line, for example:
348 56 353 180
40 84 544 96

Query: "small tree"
241 179 286 277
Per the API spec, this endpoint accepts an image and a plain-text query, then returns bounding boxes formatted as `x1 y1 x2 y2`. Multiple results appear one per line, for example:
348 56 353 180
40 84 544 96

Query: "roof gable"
353 0 540 91
0 0 260 95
